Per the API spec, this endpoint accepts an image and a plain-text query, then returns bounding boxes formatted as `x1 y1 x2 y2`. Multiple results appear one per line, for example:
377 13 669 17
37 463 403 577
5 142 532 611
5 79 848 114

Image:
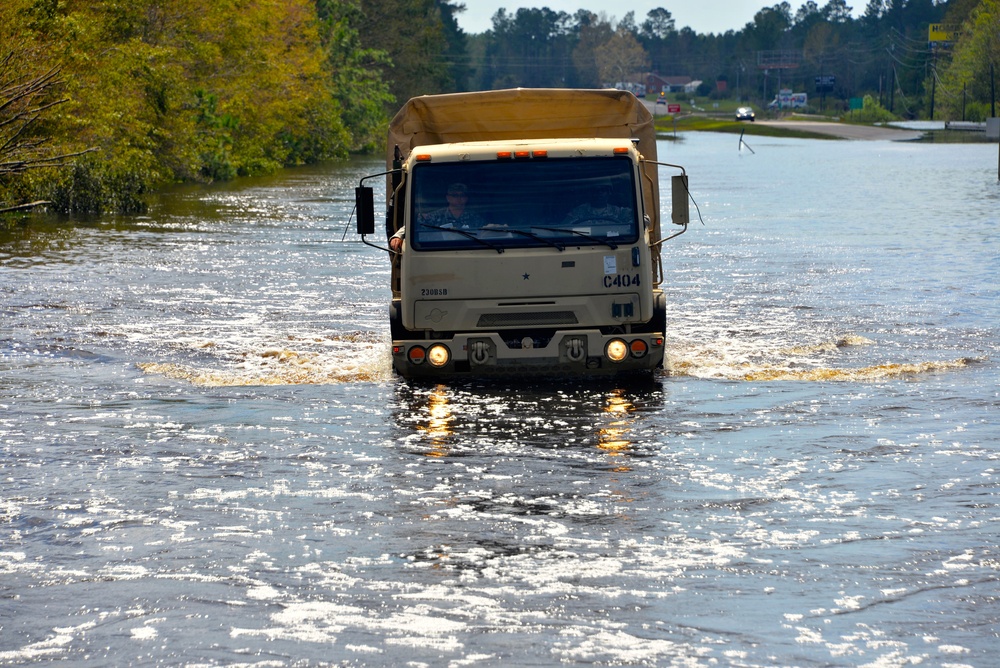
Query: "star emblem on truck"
522 272 530 280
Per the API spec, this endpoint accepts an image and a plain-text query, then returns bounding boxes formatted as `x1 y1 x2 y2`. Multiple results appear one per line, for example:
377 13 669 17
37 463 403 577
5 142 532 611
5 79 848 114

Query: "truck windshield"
409 157 639 251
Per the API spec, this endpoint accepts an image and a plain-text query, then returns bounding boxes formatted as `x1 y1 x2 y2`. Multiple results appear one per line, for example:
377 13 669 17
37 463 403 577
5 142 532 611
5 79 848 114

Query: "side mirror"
671 175 690 227
355 186 375 235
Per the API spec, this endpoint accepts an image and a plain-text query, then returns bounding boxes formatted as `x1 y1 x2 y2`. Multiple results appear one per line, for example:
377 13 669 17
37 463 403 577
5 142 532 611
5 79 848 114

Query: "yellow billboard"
928 24 957 43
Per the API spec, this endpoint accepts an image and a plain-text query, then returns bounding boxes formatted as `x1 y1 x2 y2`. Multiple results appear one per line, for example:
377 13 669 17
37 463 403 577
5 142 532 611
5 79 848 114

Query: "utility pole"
890 68 895 113
930 69 935 120
992 63 996 118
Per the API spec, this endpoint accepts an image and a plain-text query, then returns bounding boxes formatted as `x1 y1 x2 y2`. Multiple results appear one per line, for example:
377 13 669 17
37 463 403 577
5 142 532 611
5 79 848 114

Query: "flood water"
2 132 998 666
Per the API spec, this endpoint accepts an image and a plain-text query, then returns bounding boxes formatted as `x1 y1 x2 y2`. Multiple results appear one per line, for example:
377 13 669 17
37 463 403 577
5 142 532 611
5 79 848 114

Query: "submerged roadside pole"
992 117 1000 181
993 63 998 181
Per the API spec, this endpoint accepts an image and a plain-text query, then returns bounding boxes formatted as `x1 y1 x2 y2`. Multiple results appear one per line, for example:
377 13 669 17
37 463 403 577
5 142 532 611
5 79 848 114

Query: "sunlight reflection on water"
1 139 998 666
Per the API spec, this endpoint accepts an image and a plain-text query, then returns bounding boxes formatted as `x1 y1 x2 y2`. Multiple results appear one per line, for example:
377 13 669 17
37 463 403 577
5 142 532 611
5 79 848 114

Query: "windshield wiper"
531 226 619 250
419 223 504 253
505 228 565 251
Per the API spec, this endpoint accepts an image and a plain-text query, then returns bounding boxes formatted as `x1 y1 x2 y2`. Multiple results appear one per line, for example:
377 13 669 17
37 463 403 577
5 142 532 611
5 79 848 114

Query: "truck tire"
389 300 409 340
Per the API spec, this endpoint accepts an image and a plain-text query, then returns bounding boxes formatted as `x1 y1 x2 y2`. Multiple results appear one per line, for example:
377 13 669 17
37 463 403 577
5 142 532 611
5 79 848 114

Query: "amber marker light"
496 151 513 159
514 150 531 159
408 346 426 365
532 150 548 158
613 147 630 154
415 154 432 162
605 338 628 363
427 344 451 368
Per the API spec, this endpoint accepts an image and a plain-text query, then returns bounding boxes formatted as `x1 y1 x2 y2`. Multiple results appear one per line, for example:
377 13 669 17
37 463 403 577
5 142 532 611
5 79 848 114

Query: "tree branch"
0 200 51 213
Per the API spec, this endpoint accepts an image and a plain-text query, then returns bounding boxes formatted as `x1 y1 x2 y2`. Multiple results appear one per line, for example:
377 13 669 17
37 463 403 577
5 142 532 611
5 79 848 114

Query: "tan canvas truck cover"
386 88 662 246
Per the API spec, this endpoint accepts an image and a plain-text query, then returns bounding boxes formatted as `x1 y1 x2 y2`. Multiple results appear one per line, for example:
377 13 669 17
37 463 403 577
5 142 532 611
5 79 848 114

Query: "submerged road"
754 119 924 141
643 99 925 141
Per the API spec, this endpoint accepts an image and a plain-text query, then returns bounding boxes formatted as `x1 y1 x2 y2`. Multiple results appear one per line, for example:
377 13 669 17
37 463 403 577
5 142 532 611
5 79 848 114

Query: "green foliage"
47 155 151 215
0 0 394 213
317 0 392 153
467 1 968 121
961 100 991 123
482 7 579 89
843 95 899 123
937 0 1000 121
193 90 238 181
351 0 461 104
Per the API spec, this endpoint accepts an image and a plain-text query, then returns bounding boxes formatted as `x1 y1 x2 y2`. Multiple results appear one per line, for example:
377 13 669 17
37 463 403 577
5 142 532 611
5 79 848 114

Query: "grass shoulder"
654 113 841 140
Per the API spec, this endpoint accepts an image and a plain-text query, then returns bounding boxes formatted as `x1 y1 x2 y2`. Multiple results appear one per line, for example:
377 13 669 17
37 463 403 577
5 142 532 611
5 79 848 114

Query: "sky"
454 1 859 36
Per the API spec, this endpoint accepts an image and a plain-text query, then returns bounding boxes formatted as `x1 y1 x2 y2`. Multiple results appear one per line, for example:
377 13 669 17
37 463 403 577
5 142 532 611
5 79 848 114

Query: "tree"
640 8 676 40
437 1 472 92
746 3 793 50
572 14 615 88
316 0 392 152
481 7 574 89
0 0 379 213
938 0 1000 120
0 52 72 177
353 0 456 103
821 0 854 23
795 1 822 26
596 28 649 87
618 11 638 36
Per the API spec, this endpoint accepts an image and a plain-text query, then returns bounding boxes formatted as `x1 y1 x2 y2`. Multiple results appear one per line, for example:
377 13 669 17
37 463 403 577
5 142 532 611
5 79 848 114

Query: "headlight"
605 339 628 363
427 344 451 367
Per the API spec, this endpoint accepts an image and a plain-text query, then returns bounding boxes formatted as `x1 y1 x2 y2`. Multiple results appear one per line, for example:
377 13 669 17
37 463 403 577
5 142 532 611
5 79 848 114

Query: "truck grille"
477 311 578 327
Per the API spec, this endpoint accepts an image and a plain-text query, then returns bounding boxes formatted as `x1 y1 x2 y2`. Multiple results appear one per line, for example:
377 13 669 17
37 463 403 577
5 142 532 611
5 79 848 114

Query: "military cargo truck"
354 88 689 379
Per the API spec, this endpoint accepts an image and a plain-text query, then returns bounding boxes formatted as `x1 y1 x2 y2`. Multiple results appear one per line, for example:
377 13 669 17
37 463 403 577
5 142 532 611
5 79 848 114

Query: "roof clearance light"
532 150 548 158
605 339 628 363
613 147 630 154
514 150 531 159
408 346 426 365
427 344 450 368
630 339 648 358
415 154 432 162
496 151 513 159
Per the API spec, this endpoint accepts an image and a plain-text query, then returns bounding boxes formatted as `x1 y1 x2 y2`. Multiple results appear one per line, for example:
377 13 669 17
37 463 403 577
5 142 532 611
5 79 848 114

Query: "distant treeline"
464 1 995 120
1 0 996 214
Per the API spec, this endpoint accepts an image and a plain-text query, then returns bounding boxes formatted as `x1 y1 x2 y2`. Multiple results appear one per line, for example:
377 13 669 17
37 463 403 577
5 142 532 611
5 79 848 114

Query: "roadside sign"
667 104 681 113
815 75 835 93
928 24 957 42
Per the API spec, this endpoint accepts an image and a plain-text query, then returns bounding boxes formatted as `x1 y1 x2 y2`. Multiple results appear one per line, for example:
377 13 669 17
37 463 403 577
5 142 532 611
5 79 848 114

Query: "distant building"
646 74 693 95
607 80 647 97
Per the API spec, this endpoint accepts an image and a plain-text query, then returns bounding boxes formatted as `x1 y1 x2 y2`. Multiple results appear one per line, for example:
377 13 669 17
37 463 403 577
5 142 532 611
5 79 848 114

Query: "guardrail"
944 121 985 132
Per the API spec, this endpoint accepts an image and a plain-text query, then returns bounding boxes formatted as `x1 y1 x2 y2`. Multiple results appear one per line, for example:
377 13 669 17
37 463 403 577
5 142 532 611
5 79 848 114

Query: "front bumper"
392 329 665 379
